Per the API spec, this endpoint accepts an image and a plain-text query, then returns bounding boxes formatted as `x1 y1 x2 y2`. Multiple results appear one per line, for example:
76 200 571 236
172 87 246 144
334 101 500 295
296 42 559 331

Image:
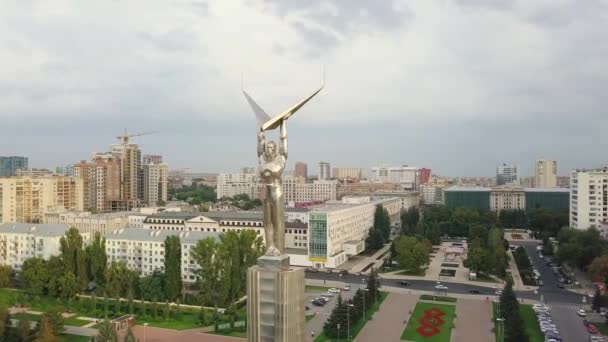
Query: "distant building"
570 167 608 229
421 184 445 205
418 168 432 185
445 185 569 212
0 176 84 223
44 210 131 236
535 159 557 188
371 165 418 190
557 176 570 188
0 223 69 270
143 164 168 206
318 162 331 180
73 153 121 212
332 168 363 181
294 162 308 180
55 165 74 176
0 156 28 177
282 176 337 203
496 163 519 185
142 154 163 165
14 168 54 177
216 172 258 200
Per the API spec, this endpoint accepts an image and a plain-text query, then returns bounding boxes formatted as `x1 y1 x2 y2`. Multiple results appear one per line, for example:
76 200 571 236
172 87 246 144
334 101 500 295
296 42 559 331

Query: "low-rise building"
0 223 69 270
105 228 220 282
43 210 131 237
445 186 569 212
421 184 445 205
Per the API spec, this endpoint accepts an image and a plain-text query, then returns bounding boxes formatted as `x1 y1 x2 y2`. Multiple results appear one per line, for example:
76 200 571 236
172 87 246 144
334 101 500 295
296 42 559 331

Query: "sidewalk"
349 244 391 274
506 249 535 291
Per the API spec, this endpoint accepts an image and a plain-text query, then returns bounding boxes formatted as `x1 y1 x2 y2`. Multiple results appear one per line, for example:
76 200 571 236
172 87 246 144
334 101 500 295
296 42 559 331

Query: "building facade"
74 153 121 213
421 184 445 205
535 159 557 188
294 162 308 180
490 186 525 211
0 177 84 223
142 155 163 165
570 167 608 229
418 168 432 185
445 186 569 212
44 210 131 237
318 162 331 180
282 176 337 203
105 228 220 282
0 223 69 270
0 156 28 177
371 165 418 190
216 172 258 200
496 163 519 186
143 164 168 206
332 168 363 181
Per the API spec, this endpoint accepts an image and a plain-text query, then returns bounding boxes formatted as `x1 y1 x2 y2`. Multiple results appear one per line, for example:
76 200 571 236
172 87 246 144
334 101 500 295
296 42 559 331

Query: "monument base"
247 255 305 342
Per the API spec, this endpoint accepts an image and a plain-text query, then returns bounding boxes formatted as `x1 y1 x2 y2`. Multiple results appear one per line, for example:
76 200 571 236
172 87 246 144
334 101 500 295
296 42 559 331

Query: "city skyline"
2 1 606 176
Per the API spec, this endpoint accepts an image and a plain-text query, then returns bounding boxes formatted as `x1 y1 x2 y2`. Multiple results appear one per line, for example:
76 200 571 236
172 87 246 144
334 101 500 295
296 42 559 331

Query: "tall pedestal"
247 255 305 342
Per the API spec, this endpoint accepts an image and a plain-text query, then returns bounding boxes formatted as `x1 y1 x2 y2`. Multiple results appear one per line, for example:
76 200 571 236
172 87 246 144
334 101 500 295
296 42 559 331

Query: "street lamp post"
363 288 368 319
496 318 505 342
337 323 341 340
348 304 354 340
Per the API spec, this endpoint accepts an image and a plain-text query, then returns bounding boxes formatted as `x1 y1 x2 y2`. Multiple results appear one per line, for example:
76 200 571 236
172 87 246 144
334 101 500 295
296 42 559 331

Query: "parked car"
312 299 325 306
399 281 411 287
588 324 599 334
469 289 481 294
435 285 448 290
538 280 544 286
577 308 587 317
533 304 549 310
342 285 351 291
328 288 341 293
590 335 605 342
583 319 591 327
321 292 334 297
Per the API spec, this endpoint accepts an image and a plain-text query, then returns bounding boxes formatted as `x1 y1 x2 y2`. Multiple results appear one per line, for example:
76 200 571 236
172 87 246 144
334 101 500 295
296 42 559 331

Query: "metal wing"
262 86 324 131
243 91 271 128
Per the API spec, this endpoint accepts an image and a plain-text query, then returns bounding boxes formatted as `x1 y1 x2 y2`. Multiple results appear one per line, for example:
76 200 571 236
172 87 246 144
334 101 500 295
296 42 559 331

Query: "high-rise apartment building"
496 163 519 185
371 165 418 190
332 168 363 181
418 168 432 185
318 162 331 180
73 153 121 212
216 172 258 200
0 176 84 223
0 156 28 177
142 154 163 165
421 184 445 205
55 165 74 176
110 143 142 209
570 167 608 229
294 162 308 180
535 159 557 188
143 163 169 206
282 176 337 203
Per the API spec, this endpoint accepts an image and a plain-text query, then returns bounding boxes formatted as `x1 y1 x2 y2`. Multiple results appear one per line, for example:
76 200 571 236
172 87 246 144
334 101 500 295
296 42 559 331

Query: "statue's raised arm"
279 120 287 158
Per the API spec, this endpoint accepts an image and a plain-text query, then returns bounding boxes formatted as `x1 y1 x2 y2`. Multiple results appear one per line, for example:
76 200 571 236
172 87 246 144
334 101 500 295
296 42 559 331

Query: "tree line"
0 306 64 342
463 225 508 278
498 279 529 342
365 205 391 250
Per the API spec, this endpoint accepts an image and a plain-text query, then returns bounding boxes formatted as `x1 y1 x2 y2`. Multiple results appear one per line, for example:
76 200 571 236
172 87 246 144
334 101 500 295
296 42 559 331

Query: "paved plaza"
355 293 417 342
451 298 493 342
131 325 244 342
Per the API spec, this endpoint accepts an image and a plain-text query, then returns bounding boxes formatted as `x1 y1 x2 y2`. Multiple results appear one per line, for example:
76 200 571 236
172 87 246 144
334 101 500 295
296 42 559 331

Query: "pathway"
451 298 493 342
131 325 243 342
350 245 391 274
355 293 417 342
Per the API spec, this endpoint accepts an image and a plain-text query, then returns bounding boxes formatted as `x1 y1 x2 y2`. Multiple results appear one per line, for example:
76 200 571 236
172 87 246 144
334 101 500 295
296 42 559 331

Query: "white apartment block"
421 184 445 205
535 159 557 188
143 163 169 206
570 167 608 229
105 228 220 282
283 176 337 203
0 223 69 271
332 168 363 180
318 162 331 180
0 177 84 224
371 165 418 190
216 173 258 200
43 210 131 237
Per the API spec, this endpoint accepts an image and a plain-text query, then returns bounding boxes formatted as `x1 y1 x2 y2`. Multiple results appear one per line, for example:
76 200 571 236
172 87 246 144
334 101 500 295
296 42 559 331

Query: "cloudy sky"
1 0 606 176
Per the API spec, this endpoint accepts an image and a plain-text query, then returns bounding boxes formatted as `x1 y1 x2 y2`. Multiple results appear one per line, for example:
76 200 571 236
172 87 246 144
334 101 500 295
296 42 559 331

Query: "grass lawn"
59 334 91 342
419 295 457 303
12 312 42 322
306 315 315 323
63 316 91 327
314 292 388 342
401 302 456 342
594 322 608 335
519 304 544 342
397 269 426 276
305 285 332 293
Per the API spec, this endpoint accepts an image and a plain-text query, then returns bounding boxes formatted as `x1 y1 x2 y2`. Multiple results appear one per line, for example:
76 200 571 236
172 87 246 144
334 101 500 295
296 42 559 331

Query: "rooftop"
0 223 69 237
446 186 570 193
202 211 263 221
105 228 220 244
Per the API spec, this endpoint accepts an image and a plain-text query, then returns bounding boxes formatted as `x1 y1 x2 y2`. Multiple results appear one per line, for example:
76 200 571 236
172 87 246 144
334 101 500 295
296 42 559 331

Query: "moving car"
469 289 481 294
399 281 411 287
435 284 448 290
342 285 351 291
321 292 334 297
577 308 587 317
328 288 341 294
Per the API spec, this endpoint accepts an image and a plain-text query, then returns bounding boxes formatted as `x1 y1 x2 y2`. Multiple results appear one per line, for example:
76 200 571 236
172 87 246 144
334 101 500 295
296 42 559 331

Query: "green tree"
140 298 146 317
95 320 118 342
164 235 182 301
393 236 432 275
41 309 64 336
423 222 442 245
0 266 12 288
366 268 381 304
323 294 348 338
401 207 420 236
365 227 384 250
59 272 78 301
85 232 108 285
139 271 165 301
589 256 608 284
35 316 57 342
0 306 8 341
59 227 87 290
164 300 171 320
464 246 489 273
20 258 49 295
105 262 137 299
198 306 207 325
191 237 220 305
499 280 529 342
17 314 32 342
152 299 158 320
127 291 134 315
593 288 602 312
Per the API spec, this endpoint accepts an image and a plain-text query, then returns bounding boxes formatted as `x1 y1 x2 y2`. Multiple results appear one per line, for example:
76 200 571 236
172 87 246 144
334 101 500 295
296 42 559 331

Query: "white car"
328 288 340 293
321 292 334 297
577 309 587 317
533 304 549 310
342 284 351 291
435 285 448 290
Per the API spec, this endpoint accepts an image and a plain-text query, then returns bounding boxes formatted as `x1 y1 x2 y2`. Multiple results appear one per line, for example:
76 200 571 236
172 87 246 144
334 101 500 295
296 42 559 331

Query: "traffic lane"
520 241 559 288
305 287 357 340
305 271 584 304
550 303 590 342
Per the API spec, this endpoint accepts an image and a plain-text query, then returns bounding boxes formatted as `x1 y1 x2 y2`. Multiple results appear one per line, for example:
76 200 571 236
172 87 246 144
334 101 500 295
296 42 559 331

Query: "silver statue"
243 85 323 256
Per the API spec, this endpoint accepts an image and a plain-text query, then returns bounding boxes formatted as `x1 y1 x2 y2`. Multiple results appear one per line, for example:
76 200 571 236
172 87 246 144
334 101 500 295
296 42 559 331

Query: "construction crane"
116 129 159 145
